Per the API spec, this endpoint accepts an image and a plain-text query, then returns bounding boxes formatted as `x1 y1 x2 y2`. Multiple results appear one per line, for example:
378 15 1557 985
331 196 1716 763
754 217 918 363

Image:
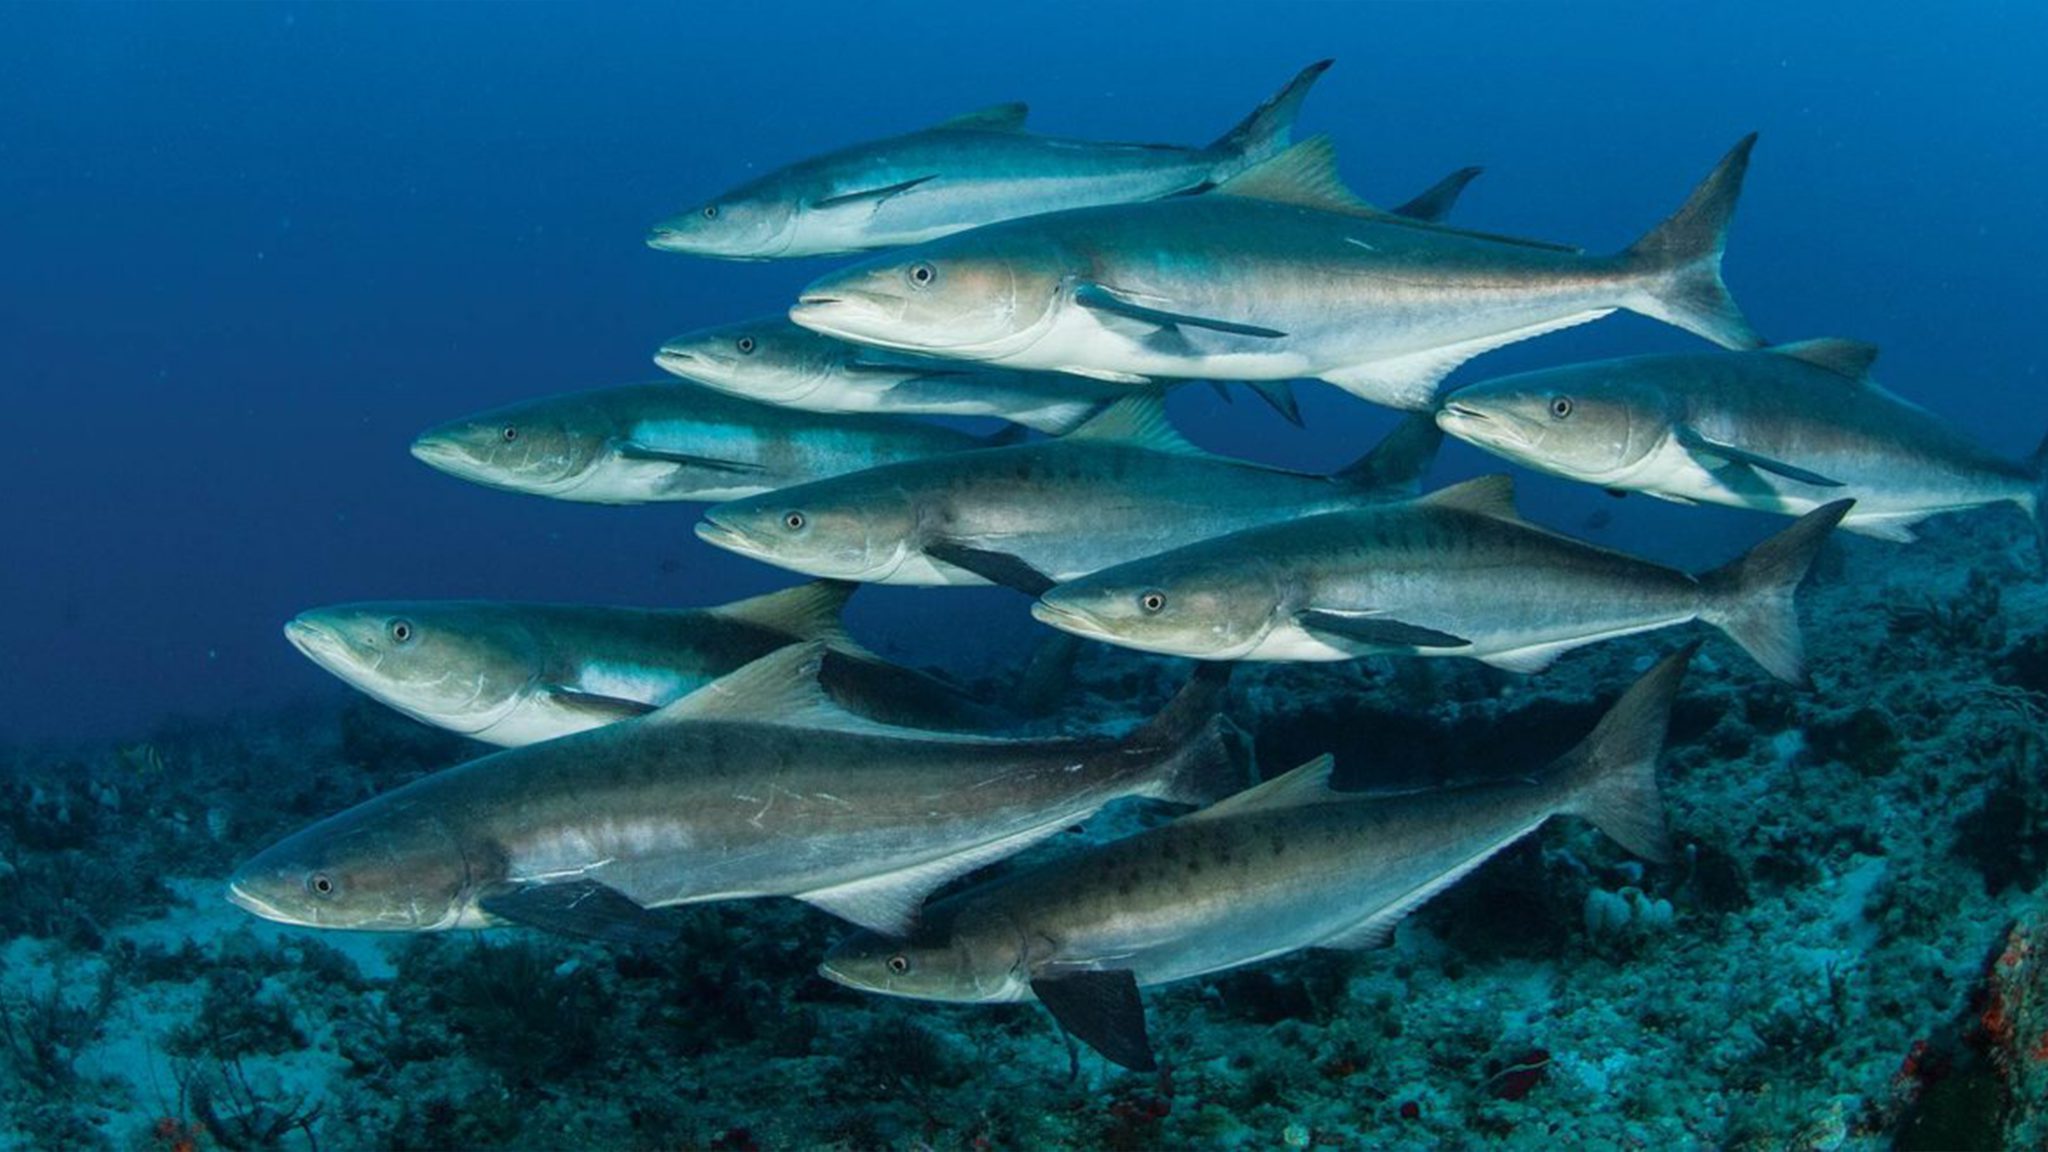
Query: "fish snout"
283 616 350 665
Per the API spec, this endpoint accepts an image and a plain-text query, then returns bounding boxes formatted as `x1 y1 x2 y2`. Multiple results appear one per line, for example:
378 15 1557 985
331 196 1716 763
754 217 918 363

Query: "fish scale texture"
4 513 2047 1149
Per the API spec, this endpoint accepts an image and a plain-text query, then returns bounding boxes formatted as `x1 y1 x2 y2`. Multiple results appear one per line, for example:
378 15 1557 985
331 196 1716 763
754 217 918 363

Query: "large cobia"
283 581 1009 745
1436 339 2048 560
1033 475 1849 684
647 61 1330 259
790 134 1763 412
409 380 1011 504
227 646 1244 941
694 395 1442 592
822 646 1692 1072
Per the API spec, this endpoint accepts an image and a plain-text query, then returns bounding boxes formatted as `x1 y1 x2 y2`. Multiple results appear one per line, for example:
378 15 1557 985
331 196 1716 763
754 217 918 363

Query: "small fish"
694 395 1442 592
821 646 1693 1072
228 646 1244 942
410 380 1011 504
284 581 1010 746
1437 339 2048 561
648 61 1331 259
1031 475 1848 684
789 134 1761 411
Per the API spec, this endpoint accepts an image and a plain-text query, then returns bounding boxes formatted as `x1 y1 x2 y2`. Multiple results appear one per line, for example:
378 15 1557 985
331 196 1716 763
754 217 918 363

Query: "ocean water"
5 4 2048 1149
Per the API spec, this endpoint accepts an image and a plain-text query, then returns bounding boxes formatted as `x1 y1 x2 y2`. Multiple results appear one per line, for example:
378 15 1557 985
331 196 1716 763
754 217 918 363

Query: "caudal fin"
1390 166 1483 224
1010 631 1084 716
1128 664 1252 806
1553 643 1694 862
1331 412 1443 496
1697 499 1852 685
1619 134 1763 351
1206 60 1333 178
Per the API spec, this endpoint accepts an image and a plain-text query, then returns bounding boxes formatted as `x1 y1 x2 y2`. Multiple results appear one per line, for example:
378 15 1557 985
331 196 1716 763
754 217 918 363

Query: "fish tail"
1696 498 1852 685
1130 664 1254 806
1206 59 1333 176
1009 632 1084 716
1618 134 1763 351
1243 380 1304 426
1553 643 1694 863
1331 412 1444 496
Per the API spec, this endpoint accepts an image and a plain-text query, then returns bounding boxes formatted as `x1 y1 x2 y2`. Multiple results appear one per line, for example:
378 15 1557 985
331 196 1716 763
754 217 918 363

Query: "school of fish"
234 60 2047 1071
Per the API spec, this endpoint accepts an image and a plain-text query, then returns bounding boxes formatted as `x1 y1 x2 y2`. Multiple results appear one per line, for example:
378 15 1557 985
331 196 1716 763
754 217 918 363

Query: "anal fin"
1321 311 1614 409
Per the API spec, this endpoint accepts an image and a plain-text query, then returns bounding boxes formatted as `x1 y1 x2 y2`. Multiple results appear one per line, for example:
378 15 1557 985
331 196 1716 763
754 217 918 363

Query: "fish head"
647 175 801 260
654 318 838 404
411 395 612 496
788 227 1066 361
227 798 472 932
284 603 539 737
818 911 1027 1004
1033 550 1281 659
696 478 917 582
1436 367 1674 484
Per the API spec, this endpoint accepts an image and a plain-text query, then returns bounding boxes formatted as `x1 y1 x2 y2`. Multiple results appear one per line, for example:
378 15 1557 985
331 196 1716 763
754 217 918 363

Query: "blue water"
6 2 2047 743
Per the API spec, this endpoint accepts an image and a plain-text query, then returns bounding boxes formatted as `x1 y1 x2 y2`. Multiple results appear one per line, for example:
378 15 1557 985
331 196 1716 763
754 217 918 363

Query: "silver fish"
790 135 1761 411
1437 339 2048 558
228 645 1242 941
821 646 1691 1071
694 395 1441 592
648 61 1330 259
1032 475 1848 684
410 380 1012 504
284 581 1009 746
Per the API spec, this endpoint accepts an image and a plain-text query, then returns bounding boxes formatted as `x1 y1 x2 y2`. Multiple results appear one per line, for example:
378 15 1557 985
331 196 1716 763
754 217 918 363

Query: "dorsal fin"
1061 393 1205 455
1416 474 1520 519
709 580 857 644
1768 338 1880 382
1185 754 1339 822
1214 135 1376 214
933 102 1029 132
649 643 993 741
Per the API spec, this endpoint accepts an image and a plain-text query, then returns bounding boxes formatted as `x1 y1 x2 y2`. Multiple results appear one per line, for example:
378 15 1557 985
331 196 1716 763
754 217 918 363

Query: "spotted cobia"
694 395 1442 593
284 581 1009 746
790 134 1762 411
1437 339 2048 561
1033 475 1849 684
648 61 1331 259
227 646 1244 941
822 646 1692 1071
410 380 1012 504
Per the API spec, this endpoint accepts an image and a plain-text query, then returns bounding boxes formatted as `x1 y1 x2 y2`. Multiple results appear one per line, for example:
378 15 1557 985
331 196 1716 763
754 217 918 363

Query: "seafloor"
4 512 2046 1151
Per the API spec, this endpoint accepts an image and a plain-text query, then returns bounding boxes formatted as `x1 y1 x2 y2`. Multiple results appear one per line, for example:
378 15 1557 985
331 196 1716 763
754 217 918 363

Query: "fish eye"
783 511 807 531
737 336 757 355
1139 591 1167 615
908 262 937 288
308 873 336 898
1549 396 1574 419
389 620 414 644
502 426 519 442
887 954 911 975
702 205 719 220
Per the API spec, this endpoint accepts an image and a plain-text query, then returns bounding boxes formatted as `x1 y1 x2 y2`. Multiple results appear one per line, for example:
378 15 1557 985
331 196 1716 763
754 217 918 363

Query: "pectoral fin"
812 175 937 210
480 880 679 946
1074 281 1286 339
925 541 1056 595
615 442 768 473
1031 970 1156 1072
1676 427 1845 488
1297 609 1469 649
546 688 658 724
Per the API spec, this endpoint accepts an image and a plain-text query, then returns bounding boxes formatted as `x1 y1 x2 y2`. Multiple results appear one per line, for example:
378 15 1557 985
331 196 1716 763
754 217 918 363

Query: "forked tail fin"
1128 664 1252 806
1619 134 1763 351
1552 643 1695 862
1332 412 1444 496
1697 499 1852 685
1206 60 1334 178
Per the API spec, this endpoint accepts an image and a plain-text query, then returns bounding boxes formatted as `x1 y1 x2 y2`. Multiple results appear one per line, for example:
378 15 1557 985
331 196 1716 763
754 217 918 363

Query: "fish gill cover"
4 3 2048 1149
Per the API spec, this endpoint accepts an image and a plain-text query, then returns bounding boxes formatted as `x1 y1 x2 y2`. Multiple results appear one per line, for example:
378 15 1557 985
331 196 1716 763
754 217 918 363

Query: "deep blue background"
5 3 2045 742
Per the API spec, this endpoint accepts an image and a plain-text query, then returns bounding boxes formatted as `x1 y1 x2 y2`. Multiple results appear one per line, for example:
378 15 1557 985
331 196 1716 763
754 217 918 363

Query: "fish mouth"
1435 403 1531 451
226 877 295 924
694 517 770 559
654 347 729 380
1029 598 1116 640
282 617 350 667
409 435 480 475
646 226 694 253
